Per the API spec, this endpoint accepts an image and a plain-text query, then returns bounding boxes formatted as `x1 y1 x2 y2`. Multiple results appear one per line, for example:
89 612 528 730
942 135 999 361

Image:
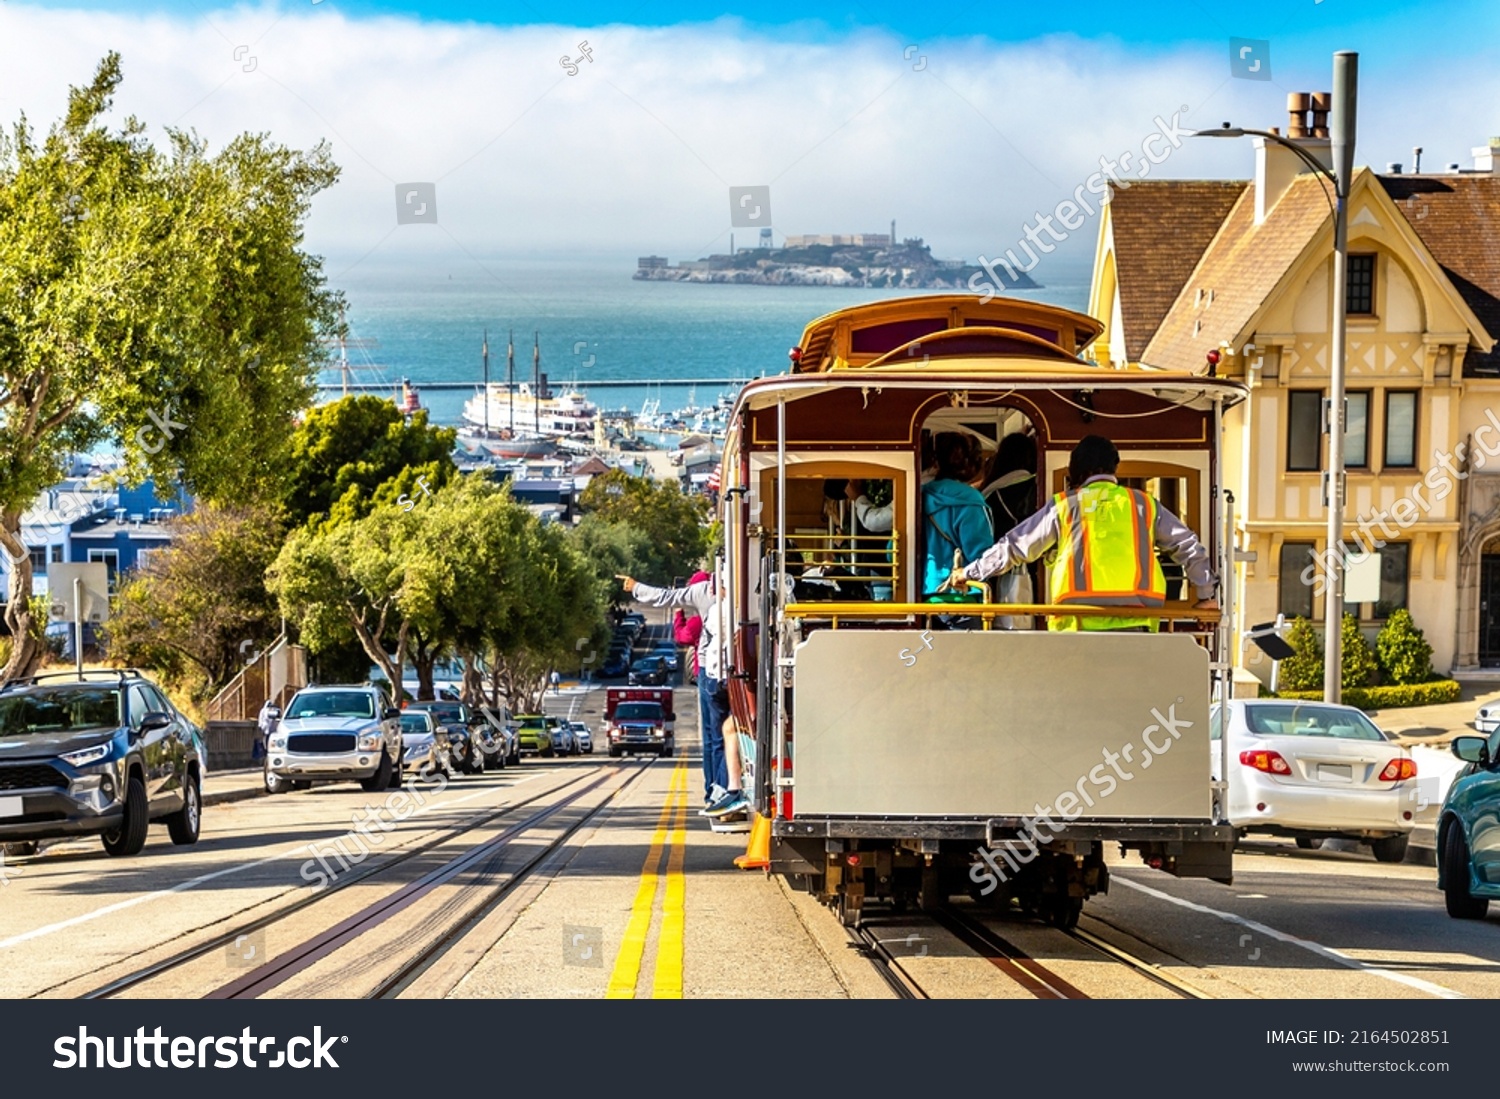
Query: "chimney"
1412 146 1423 173
1387 163 1402 174
1255 91 1334 224
1474 138 1500 174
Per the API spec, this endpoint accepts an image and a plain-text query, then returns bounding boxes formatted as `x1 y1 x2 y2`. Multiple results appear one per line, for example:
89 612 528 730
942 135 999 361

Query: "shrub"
1376 609 1435 685
1274 680 1462 710
1277 617 1324 691
1340 613 1379 691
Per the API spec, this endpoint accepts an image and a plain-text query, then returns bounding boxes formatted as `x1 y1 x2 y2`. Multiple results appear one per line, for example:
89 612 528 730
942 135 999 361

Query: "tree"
283 395 456 529
569 513 659 613
104 505 284 692
577 468 709 582
0 54 341 678
268 502 438 691
485 518 605 713
1376 609 1434 685
1278 617 1323 691
1341 613 1379 691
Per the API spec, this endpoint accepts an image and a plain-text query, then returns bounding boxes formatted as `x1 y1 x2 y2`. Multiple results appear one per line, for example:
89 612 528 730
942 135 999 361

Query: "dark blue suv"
0 671 202 858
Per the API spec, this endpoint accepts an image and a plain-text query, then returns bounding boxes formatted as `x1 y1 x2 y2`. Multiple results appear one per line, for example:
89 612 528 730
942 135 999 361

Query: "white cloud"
0 5 1496 280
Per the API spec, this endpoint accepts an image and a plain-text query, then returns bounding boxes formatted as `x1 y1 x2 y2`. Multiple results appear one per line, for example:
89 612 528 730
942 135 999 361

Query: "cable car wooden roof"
791 294 1105 373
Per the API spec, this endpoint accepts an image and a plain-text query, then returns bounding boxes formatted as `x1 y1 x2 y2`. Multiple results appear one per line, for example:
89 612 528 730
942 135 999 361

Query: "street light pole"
1323 50 1358 704
1192 50 1357 704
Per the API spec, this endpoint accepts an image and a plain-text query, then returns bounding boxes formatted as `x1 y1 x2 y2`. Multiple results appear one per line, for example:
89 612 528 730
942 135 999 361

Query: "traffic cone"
734 810 772 870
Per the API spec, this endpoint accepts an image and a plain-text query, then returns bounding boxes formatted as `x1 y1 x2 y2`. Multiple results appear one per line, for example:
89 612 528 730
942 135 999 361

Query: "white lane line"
0 775 546 951
1115 875 1466 1000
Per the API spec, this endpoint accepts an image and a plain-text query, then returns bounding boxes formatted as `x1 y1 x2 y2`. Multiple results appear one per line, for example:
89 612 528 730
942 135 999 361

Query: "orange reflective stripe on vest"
1050 483 1167 608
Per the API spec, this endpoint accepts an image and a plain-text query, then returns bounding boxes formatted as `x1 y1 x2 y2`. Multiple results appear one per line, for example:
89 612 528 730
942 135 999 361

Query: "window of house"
1287 392 1323 471
1374 543 1410 619
1278 542 1317 619
1347 253 1376 315
1385 391 1418 467
88 549 119 593
27 547 47 575
1345 390 1370 468
49 545 63 564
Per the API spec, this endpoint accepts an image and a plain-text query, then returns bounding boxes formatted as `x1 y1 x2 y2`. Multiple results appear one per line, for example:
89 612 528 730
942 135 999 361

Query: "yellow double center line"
606 759 690 999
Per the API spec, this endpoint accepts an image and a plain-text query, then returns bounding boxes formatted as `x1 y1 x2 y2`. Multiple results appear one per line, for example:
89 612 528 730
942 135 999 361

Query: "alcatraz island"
634 230 1040 290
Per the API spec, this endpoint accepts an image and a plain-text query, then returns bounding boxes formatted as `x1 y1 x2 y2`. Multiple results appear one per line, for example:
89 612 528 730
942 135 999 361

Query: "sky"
0 0 1495 283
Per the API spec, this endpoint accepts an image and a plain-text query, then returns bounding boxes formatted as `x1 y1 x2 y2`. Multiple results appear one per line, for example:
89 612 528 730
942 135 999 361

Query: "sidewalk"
202 767 267 807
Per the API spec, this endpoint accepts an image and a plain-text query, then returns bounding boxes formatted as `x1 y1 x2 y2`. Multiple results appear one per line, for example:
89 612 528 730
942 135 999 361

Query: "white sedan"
1212 700 1416 863
1475 702 1500 735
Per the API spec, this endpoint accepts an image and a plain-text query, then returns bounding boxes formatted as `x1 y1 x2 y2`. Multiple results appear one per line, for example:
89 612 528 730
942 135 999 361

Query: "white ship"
458 331 598 458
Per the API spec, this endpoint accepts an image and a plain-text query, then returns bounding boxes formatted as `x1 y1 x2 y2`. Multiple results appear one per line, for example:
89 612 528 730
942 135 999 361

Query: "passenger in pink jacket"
672 570 710 681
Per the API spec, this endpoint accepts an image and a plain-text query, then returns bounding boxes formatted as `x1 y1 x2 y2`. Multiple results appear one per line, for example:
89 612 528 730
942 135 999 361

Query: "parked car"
1213 699 1415 862
629 656 669 686
405 700 513 771
266 684 404 794
399 710 452 779
1475 703 1500 735
516 714 552 756
1438 731 1500 919
601 653 630 679
569 720 593 754
0 671 203 858
547 716 577 756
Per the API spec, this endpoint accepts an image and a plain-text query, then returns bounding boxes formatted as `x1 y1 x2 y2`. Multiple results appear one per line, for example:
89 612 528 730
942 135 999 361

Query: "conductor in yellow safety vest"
951 435 1220 631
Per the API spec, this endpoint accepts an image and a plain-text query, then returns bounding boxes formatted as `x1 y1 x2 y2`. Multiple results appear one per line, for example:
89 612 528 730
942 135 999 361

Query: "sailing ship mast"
532 332 541 437
507 329 515 435
482 331 490 435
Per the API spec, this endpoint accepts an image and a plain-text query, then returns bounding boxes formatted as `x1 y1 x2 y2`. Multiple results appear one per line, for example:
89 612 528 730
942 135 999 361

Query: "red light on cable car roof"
788 347 803 362
1206 349 1221 366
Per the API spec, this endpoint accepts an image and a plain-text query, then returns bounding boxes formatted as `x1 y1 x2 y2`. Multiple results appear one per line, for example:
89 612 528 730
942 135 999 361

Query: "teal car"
1437 730 1500 919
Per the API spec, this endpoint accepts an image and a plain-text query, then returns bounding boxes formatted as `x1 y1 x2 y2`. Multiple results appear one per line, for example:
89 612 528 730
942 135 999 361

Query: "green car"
1438 730 1500 919
516 715 553 757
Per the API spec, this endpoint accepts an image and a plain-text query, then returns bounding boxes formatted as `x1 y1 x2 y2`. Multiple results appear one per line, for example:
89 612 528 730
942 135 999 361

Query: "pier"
315 377 757 392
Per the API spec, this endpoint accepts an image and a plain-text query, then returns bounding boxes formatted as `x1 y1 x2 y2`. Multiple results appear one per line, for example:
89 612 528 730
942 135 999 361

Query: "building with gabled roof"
1091 95 1500 679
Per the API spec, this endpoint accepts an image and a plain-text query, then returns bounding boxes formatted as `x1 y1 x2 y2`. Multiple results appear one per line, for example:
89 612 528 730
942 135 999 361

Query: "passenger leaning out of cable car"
950 434 1219 632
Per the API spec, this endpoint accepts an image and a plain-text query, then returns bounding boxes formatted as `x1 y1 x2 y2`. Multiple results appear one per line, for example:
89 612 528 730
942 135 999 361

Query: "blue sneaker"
705 790 749 818
700 784 727 815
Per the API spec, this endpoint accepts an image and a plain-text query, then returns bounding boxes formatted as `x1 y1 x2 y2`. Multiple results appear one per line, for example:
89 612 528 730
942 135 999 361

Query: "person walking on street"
953 434 1219 631
550 669 561 695
617 568 734 810
255 696 280 762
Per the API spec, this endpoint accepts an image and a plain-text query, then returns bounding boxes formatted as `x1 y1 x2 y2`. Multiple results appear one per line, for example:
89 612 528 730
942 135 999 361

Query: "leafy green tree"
1341 613 1379 691
1376 609 1434 685
0 54 340 678
283 395 456 529
104 505 284 692
577 468 708 582
1277 617 1324 692
267 502 438 690
569 513 659 612
486 518 604 712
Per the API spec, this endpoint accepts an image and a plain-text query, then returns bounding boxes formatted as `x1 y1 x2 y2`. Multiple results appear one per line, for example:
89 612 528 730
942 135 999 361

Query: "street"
0 680 1491 1001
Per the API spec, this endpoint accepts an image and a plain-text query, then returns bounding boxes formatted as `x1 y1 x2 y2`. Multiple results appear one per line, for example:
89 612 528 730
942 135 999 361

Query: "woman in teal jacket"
922 433 994 597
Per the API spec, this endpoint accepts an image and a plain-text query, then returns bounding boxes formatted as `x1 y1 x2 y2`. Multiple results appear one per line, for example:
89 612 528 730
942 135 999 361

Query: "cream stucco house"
1089 94 1500 681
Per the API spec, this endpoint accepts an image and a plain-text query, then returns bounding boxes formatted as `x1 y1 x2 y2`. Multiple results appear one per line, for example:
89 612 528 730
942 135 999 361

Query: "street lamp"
1193 51 1358 703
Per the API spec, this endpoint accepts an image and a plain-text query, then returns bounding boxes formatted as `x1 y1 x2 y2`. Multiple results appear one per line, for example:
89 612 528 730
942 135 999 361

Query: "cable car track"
75 762 649 1000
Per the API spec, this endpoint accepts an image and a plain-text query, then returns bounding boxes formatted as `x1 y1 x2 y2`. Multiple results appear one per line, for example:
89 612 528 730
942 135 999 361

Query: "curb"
204 785 267 807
